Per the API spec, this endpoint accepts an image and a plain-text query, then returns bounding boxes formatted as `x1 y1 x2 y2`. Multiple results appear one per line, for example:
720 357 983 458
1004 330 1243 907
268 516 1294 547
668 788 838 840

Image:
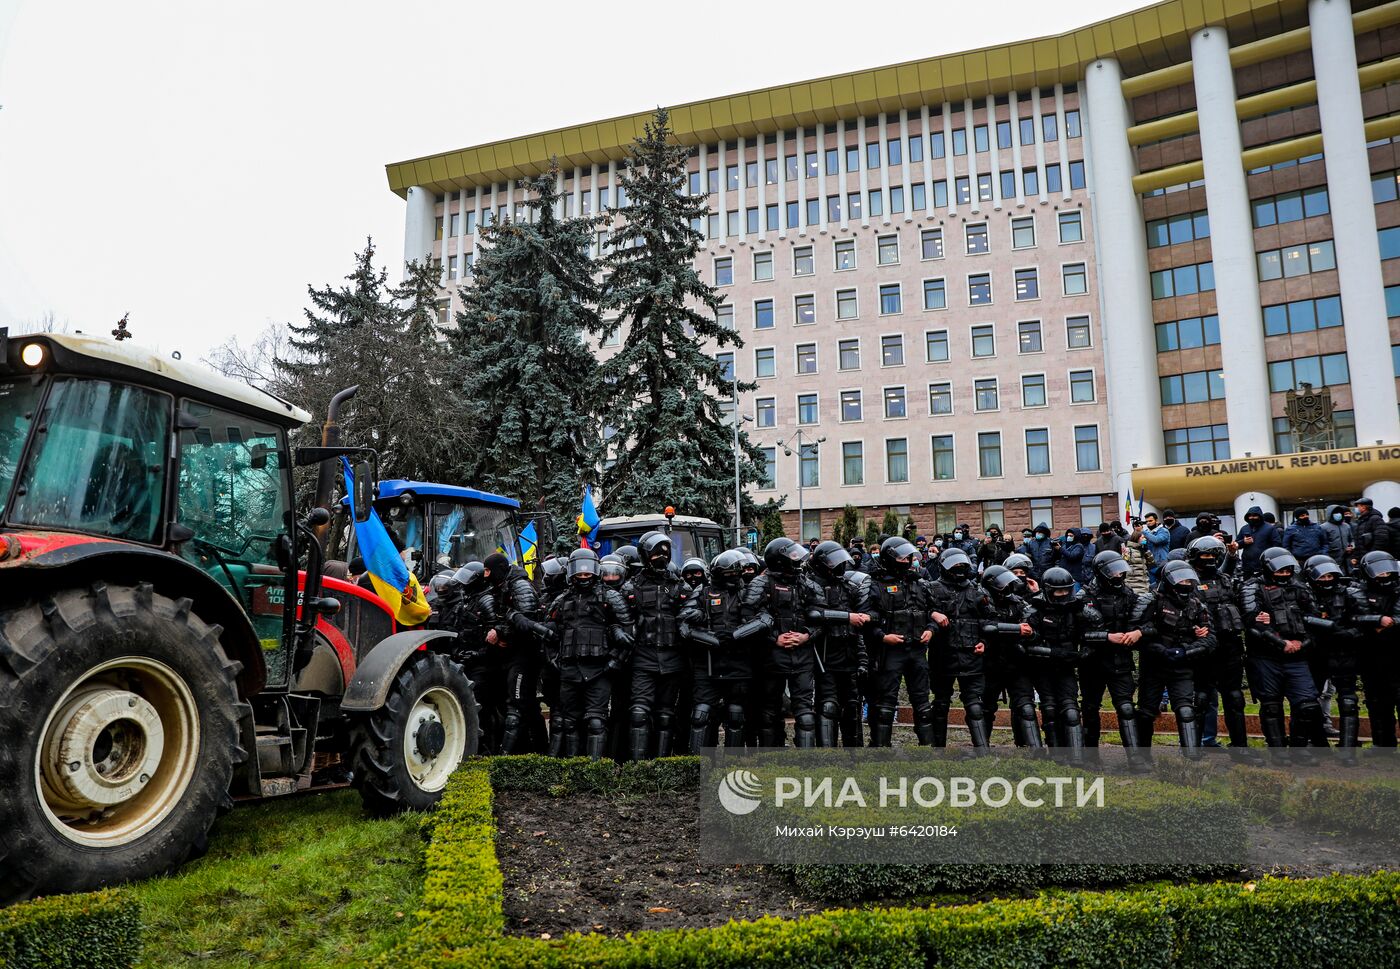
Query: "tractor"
592 511 726 565
0 331 481 902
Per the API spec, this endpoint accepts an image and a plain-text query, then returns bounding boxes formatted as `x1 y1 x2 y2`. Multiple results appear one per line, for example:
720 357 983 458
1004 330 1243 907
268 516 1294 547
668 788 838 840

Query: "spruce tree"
451 167 603 526
599 108 765 523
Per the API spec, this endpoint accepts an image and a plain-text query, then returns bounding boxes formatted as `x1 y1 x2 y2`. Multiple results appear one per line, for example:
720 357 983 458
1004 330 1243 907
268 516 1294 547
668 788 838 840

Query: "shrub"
0 890 140 969
1286 776 1400 837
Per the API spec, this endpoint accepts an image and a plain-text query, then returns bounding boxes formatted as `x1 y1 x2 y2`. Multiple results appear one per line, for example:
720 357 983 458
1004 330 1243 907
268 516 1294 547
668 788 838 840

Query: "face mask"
1164 518 1176 527
1332 513 1342 522
953 531 963 540
934 540 944 549
1035 532 1048 541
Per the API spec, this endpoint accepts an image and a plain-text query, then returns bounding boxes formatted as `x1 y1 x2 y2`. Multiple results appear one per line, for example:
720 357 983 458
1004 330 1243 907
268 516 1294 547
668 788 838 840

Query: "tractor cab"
592 512 725 566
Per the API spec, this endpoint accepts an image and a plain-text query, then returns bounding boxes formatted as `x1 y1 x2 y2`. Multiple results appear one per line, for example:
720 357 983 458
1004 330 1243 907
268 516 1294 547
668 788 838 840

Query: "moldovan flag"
342 460 431 627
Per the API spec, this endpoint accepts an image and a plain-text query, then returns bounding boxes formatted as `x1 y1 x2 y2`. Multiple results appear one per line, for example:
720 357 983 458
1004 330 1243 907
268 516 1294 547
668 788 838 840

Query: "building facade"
389 0 1400 539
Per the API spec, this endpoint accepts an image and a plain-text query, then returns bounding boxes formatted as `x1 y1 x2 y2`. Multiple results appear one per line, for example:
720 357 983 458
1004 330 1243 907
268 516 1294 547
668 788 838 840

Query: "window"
746 207 760 234
766 204 780 231
974 378 999 411
842 441 864 485
1149 262 1214 298
848 192 863 220
977 174 994 202
827 196 842 222
800 444 819 488
434 215 444 240
978 432 1003 477
968 273 992 305
794 246 814 275
1267 354 1350 392
1069 369 1096 403
890 186 905 214
714 257 733 286
759 447 776 489
1031 497 1054 529
1011 217 1035 249
930 131 946 158
881 334 904 366
1022 373 1047 407
1074 425 1100 471
836 289 858 320
786 200 800 228
796 343 818 374
971 324 995 357
1068 160 1085 190
806 198 820 225
846 144 861 171
1018 320 1043 353
717 303 734 330
1373 168 1400 202
716 352 735 382
932 434 956 480
887 138 902 166
932 180 949 208
1015 267 1040 300
1389 285 1400 317
838 339 860 370
1057 211 1082 243
765 158 779 184
929 381 953 415
1252 186 1329 227
1062 262 1087 295
997 120 1013 150
755 347 776 378
1042 112 1058 142
840 390 863 422
1022 168 1040 196
1257 240 1336 280
868 189 884 218
1025 428 1051 475
923 278 947 310
755 397 776 428
921 228 945 259
1164 424 1231 463
705 169 719 193
953 128 968 156
1045 163 1062 195
1380 226 1400 260
1020 116 1037 145
966 223 990 254
1262 296 1343 336
1067 315 1093 348
926 329 950 362
1065 109 1081 138
754 298 774 329
1078 496 1102 529
793 294 815 326
797 393 819 424
879 283 902 315
753 251 773 281
1158 369 1226 404
911 183 927 211
908 136 922 163
726 164 739 190
1273 409 1356 453
884 386 907 419
886 438 909 483
974 124 989 153
786 154 798 180
834 239 856 270
1155 314 1221 350
1146 210 1210 248
982 500 1005 534
877 234 900 265
824 148 839 176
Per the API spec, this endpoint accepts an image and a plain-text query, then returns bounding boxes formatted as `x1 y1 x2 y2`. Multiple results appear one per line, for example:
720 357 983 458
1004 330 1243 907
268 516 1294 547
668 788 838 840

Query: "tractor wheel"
347 651 479 817
0 583 242 903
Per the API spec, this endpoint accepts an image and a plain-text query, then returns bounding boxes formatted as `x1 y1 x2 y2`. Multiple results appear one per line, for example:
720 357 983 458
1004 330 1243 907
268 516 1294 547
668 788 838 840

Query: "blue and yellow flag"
576 484 600 546
520 520 538 578
342 460 431 627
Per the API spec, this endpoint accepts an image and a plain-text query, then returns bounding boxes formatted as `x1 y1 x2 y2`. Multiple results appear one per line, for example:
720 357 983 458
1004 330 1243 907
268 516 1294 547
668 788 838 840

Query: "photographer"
979 525 1014 570
1141 513 1172 583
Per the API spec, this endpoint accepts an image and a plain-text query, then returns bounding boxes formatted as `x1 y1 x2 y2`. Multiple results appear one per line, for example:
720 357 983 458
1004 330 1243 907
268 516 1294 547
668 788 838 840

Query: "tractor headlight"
20 343 45 368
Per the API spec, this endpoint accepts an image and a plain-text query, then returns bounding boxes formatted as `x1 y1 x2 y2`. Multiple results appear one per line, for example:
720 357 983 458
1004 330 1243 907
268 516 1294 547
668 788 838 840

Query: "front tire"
0 583 242 902
347 651 479 817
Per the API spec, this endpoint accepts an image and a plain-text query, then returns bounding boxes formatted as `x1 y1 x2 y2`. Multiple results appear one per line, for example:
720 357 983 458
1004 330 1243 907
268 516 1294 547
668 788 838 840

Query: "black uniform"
1192 568 1247 746
679 574 765 748
1135 584 1213 749
629 566 690 760
926 575 996 747
1242 577 1324 747
865 564 938 746
807 570 872 747
1079 578 1145 750
742 569 823 747
544 584 632 758
494 565 547 755
980 586 1039 747
1345 580 1400 747
1311 573 1362 749
1022 591 1092 749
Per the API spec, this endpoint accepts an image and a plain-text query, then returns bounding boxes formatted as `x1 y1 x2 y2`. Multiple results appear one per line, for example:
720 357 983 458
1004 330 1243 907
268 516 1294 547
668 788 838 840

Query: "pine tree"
881 509 901 539
832 504 861 545
599 108 765 523
451 167 603 527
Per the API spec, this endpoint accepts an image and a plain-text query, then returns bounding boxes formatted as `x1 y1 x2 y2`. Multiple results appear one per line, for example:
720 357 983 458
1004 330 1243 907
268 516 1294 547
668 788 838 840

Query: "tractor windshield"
0 377 44 513
434 502 518 571
8 378 170 544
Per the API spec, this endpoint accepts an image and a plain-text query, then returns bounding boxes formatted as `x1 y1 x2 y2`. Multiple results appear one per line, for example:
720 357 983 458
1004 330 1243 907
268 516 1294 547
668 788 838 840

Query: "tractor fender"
341 629 457 713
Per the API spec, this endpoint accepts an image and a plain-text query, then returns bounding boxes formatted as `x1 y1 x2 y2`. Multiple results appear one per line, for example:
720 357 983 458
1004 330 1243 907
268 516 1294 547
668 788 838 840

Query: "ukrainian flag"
342 460 431 627
520 520 538 579
576 484 600 547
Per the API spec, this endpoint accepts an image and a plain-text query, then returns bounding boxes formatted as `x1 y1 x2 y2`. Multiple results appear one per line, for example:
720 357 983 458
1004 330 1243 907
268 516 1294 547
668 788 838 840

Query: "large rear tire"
347 651 479 817
0 583 242 903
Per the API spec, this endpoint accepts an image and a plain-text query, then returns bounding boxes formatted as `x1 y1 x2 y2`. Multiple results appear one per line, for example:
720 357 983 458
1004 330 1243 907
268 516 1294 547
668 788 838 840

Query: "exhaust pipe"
311 385 359 548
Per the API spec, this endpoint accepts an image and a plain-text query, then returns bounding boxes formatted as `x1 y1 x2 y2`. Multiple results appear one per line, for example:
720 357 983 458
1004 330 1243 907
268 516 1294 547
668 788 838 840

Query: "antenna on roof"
112 312 132 342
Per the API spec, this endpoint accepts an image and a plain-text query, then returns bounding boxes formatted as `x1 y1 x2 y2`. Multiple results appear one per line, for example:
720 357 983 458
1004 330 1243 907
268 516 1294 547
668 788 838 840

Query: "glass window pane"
1316 296 1343 329
1322 353 1349 385
1023 374 1047 407
1293 356 1323 388
1258 250 1282 280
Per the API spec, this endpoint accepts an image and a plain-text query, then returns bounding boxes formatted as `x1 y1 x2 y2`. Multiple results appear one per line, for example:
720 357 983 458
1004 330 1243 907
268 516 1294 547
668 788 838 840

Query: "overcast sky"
0 0 1148 360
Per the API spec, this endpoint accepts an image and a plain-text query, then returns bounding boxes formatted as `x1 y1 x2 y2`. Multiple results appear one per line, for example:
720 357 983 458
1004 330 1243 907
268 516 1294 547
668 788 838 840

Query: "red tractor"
0 331 481 902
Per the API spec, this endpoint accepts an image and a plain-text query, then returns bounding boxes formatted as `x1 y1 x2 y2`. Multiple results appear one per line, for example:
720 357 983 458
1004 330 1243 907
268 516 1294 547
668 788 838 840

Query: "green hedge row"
381 757 1400 968
0 890 139 969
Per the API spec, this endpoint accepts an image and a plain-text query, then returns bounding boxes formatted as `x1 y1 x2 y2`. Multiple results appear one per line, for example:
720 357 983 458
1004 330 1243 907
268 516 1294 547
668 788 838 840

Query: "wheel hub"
415 718 446 759
42 688 164 812
402 686 466 793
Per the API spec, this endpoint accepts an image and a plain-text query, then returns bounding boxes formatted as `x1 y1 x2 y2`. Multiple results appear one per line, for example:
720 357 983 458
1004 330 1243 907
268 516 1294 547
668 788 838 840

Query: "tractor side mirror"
351 459 374 524
250 443 273 470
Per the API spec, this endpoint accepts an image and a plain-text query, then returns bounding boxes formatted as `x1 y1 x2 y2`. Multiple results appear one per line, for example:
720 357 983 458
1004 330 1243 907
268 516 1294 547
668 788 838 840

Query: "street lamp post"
781 429 825 543
731 396 753 547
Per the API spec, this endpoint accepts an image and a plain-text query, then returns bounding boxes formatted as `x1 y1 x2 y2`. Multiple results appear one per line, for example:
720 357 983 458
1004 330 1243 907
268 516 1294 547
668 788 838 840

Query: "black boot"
563 728 582 758
1259 703 1288 749
818 716 838 748
914 721 936 746
585 728 608 761
759 727 782 748
547 719 566 758
629 724 651 761
499 713 523 756
1340 714 1360 762
689 723 709 754
1135 713 1156 748
794 716 817 749
1118 715 1149 771
869 717 893 748
1177 715 1201 758
654 724 673 759
966 714 990 749
841 716 865 747
1222 695 1249 748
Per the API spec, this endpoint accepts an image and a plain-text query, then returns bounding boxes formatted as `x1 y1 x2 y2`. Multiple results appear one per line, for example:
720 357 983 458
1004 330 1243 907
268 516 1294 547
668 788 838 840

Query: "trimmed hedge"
380 756 1400 968
0 890 139 969
1288 776 1400 838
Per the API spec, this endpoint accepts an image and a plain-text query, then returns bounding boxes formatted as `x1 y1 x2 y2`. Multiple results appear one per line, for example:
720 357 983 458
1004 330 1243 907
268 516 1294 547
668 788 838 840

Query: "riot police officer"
978 565 1038 746
927 548 995 748
1242 547 1324 748
628 532 690 759
484 552 548 755
543 549 633 759
1188 536 1248 747
1003 553 1041 596
1347 550 1400 746
1306 554 1361 751
536 556 567 755
805 541 872 747
865 536 938 746
678 549 769 748
681 558 708 591
1080 551 1146 752
1136 560 1213 751
1022 567 1091 750
743 538 822 747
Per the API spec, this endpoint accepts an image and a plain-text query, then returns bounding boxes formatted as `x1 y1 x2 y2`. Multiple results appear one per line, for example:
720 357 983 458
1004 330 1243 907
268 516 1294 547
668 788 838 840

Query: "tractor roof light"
20 343 45 368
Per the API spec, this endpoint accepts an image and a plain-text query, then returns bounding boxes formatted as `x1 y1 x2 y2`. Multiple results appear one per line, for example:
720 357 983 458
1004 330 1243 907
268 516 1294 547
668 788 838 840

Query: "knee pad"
929 697 951 717
1260 700 1285 719
1338 694 1360 716
585 716 608 738
1060 705 1081 728
655 710 674 731
1223 689 1246 713
1175 704 1195 725
558 716 578 735
1295 699 1321 719
690 703 712 728
964 701 985 723
1016 702 1039 722
795 712 817 732
1115 701 1137 721
502 711 523 730
726 703 746 727
820 700 840 721
913 702 935 726
630 705 650 727
876 705 898 727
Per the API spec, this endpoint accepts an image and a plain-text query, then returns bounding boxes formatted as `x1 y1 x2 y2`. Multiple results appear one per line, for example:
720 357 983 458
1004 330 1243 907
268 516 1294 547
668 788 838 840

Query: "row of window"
1371 168 1400 204
1146 209 1210 249
1250 186 1330 228
756 423 1101 490
1261 295 1343 337
1268 353 1349 393
1155 314 1221 352
1150 261 1216 299
1160 410 1359 465
1257 240 1335 281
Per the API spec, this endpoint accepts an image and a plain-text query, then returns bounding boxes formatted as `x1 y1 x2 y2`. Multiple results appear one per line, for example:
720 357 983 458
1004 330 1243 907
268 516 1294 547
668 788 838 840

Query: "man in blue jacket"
1236 505 1280 577
1017 522 1058 578
1282 507 1327 560
1141 512 1172 585
1058 527 1093 588
1162 509 1192 551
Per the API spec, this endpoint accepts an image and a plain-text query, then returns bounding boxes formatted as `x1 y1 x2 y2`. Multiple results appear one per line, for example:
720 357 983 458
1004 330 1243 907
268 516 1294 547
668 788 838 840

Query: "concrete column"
1234 492 1280 526
986 94 1002 211
697 145 709 241
1362 481 1400 512
877 111 891 225
1055 84 1072 201
920 105 933 218
838 119 850 231
606 159 617 214
456 188 468 280
717 139 728 242
402 186 435 278
587 164 598 222
756 131 767 243
776 129 787 239
942 103 956 215
570 166 582 223
899 108 912 223
1083 58 1165 512
1311 0 1400 445
471 185 483 264
1192 25 1275 460
1009 92 1026 208
815 123 826 234
1031 87 1049 205
964 98 979 214
737 135 748 243
858 116 871 228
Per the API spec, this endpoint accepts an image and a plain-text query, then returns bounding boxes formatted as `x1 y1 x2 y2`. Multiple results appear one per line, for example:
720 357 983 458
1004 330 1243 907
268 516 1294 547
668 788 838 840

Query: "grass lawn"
130 790 422 968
